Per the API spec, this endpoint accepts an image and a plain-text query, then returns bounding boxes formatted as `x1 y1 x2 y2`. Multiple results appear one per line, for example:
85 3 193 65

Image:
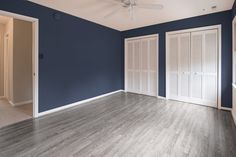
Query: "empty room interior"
0 0 236 156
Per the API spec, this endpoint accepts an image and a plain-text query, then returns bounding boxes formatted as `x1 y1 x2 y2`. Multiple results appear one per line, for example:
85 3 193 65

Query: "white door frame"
3 33 9 100
166 25 222 109
124 34 159 97
0 10 39 118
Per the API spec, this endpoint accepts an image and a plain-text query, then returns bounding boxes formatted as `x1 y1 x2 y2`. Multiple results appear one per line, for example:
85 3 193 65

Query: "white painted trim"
166 25 222 36
233 84 236 89
124 34 159 97
221 107 232 111
38 90 124 117
0 10 39 118
157 96 166 99
166 25 222 109
232 110 236 126
125 34 159 41
11 100 33 107
233 16 236 54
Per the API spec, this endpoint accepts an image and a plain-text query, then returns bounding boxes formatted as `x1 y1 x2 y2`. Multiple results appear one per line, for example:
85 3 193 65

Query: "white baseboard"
10 100 33 106
232 110 236 126
38 90 124 117
221 107 232 111
157 96 166 99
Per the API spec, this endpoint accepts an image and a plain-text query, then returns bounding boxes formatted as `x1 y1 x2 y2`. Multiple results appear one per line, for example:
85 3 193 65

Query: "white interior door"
125 35 158 97
167 28 218 108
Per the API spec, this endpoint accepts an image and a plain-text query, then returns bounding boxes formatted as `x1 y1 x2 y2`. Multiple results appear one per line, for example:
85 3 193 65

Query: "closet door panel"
141 71 148 94
204 31 217 73
191 33 203 73
169 36 178 72
126 42 134 92
127 71 133 91
149 39 157 71
191 32 203 99
149 38 157 96
204 75 217 101
141 40 148 70
168 35 179 98
191 75 202 99
170 74 178 97
180 75 190 97
127 42 133 70
134 71 140 92
150 72 157 96
179 33 190 97
179 33 190 72
203 30 218 105
133 41 140 70
133 41 141 93
141 40 149 94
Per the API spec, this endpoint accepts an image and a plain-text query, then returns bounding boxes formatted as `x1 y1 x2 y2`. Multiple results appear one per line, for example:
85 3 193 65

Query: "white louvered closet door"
202 30 218 107
167 29 218 107
125 36 158 97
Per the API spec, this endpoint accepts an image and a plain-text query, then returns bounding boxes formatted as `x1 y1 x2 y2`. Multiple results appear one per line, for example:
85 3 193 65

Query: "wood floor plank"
0 92 236 157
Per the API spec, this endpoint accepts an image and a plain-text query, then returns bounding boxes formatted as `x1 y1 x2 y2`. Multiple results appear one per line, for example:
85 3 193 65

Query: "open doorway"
0 12 39 128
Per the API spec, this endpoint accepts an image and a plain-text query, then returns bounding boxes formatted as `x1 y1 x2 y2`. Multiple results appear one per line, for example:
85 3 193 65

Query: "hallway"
0 98 32 128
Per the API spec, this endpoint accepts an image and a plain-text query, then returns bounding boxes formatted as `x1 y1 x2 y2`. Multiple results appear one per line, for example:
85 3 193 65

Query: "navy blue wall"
0 1 123 112
122 11 232 108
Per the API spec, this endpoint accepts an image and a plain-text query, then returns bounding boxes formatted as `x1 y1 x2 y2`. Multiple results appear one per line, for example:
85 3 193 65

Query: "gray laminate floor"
0 92 236 157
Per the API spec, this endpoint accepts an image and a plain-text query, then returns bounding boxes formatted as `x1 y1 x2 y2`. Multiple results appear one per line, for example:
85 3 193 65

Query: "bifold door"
167 29 218 107
125 36 158 97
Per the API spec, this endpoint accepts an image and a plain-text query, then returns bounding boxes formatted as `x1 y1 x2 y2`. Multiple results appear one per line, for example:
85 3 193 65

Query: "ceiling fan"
102 0 164 20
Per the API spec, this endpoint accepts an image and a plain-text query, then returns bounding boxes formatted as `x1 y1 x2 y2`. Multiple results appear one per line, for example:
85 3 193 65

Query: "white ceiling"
29 0 234 31
0 15 10 25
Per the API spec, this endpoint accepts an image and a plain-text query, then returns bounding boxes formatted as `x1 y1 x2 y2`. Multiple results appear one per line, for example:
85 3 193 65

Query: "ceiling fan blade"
104 6 123 19
136 3 164 10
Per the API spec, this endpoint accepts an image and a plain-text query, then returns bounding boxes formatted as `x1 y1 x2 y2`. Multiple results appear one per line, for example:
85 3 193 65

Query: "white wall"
12 19 32 104
0 24 4 97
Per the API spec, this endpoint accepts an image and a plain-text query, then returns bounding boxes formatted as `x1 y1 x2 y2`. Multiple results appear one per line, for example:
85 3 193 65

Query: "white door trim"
3 33 9 100
0 10 39 118
166 25 222 109
124 34 159 97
